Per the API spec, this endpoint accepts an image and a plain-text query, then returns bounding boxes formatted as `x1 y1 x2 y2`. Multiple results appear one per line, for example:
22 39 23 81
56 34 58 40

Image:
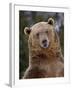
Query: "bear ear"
24 27 31 35
48 18 54 25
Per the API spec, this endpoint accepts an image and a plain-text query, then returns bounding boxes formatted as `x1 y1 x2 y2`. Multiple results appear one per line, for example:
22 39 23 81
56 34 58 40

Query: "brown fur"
23 18 64 79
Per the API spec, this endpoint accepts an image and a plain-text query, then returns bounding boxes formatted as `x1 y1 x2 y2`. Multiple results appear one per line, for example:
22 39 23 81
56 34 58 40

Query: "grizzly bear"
23 18 64 79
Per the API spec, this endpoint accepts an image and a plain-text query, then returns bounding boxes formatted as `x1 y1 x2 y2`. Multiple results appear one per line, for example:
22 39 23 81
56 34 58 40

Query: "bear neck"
29 42 63 66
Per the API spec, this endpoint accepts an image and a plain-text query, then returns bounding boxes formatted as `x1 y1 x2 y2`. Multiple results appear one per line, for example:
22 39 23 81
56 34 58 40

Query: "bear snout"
42 40 47 44
41 39 49 48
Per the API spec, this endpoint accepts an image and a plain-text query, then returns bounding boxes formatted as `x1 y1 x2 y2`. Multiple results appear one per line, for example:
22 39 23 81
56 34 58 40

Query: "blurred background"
19 11 64 79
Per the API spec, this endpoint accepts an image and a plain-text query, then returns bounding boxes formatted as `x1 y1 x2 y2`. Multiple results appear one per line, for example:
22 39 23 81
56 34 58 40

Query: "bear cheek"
31 35 39 47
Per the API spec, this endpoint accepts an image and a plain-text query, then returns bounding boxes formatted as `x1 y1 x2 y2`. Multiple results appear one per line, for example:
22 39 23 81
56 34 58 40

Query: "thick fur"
23 18 64 79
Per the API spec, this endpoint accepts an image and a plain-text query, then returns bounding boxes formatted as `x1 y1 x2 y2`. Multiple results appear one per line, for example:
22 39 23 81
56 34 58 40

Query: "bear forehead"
31 22 54 33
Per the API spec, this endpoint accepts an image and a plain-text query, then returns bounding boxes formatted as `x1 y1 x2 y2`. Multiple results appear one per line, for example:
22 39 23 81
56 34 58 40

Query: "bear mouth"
42 43 49 48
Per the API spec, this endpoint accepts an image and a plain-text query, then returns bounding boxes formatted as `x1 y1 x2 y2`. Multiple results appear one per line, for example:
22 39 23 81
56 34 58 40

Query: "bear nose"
42 40 47 44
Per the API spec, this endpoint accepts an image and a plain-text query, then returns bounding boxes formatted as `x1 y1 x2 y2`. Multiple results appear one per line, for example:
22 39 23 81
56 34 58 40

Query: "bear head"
24 18 59 50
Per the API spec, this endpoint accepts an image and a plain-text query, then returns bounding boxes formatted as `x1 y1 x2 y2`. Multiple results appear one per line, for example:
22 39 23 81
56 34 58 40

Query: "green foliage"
35 15 44 22
19 11 29 79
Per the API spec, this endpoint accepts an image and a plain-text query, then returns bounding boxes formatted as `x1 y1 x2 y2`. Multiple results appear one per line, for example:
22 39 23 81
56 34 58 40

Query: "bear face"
24 18 57 50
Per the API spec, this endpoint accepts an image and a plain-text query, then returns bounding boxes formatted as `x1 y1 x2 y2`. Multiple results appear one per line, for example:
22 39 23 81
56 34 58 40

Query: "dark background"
19 11 64 79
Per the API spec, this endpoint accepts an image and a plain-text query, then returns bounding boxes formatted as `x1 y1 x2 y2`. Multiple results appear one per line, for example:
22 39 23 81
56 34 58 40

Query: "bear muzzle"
41 39 49 48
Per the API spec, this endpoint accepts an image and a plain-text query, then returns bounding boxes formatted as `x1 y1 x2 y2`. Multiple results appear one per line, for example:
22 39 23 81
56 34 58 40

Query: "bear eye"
36 33 39 37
